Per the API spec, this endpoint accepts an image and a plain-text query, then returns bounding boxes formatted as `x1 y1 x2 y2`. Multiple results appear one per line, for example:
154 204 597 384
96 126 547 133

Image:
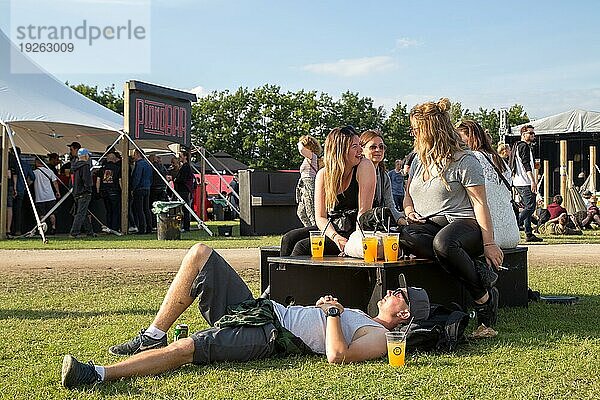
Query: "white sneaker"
128 226 139 233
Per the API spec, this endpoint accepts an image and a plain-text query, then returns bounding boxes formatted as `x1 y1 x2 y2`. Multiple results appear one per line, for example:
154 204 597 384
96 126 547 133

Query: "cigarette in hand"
498 266 508 270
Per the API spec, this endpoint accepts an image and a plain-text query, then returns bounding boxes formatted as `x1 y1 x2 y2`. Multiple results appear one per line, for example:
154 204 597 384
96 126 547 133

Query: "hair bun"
437 98 451 112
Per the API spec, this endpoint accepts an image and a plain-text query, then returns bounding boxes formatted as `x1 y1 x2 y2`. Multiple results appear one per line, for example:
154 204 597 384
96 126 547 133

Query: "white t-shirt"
33 167 58 203
271 301 384 354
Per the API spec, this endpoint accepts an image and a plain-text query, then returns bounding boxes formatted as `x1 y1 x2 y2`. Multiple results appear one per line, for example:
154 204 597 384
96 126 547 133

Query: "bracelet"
483 242 496 247
331 232 338 241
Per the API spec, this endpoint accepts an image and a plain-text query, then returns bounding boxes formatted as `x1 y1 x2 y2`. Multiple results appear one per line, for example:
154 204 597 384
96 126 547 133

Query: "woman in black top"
280 126 375 256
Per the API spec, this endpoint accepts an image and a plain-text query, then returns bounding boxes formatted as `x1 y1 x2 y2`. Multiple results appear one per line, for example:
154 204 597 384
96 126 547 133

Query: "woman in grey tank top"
400 98 504 329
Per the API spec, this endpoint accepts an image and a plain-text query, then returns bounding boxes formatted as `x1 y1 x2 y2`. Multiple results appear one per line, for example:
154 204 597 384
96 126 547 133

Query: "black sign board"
125 80 197 147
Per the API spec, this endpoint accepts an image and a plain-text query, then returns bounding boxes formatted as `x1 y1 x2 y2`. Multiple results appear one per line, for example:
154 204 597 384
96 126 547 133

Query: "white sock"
144 325 166 339
94 365 105 381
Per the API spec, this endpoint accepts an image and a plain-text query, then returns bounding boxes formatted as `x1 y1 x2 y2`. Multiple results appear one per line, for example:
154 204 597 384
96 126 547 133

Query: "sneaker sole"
61 355 75 388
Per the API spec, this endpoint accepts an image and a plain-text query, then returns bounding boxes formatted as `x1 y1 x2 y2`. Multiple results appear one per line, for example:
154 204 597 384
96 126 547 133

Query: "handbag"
327 208 358 237
479 152 520 221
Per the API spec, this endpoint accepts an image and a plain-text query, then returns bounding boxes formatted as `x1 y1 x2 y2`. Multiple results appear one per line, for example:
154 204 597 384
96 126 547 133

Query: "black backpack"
405 303 470 353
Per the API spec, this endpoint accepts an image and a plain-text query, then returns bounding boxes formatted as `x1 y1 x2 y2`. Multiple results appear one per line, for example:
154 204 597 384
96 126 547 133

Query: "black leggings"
399 218 486 301
280 225 341 256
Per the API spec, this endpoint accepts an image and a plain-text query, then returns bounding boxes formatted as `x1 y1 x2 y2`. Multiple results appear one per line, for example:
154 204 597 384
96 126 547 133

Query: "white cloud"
188 85 208 97
395 37 420 49
302 56 397 77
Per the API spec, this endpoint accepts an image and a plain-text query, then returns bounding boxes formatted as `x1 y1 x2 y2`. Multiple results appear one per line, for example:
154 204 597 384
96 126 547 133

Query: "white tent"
510 109 600 137
1 29 175 153
1 30 212 238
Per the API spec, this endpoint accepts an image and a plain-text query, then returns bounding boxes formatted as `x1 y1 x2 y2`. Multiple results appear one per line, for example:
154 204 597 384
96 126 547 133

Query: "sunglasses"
340 125 358 136
366 144 387 151
392 288 410 307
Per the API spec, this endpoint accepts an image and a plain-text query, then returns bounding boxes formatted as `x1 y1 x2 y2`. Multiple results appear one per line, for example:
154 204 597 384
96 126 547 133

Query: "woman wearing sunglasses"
280 126 376 256
400 98 503 328
359 130 404 225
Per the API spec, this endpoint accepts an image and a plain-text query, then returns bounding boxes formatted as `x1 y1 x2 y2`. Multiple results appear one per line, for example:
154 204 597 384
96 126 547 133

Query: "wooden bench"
260 247 528 314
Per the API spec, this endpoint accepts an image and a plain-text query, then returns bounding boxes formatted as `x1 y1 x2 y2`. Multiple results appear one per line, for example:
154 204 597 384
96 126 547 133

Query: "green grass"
1 250 599 399
3 221 600 250
0 220 281 250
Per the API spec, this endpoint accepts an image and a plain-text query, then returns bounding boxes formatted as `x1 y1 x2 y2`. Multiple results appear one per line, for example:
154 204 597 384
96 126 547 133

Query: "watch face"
328 307 340 317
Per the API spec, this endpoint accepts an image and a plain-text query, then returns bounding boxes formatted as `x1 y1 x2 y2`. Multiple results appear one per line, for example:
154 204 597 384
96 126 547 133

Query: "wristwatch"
326 307 340 318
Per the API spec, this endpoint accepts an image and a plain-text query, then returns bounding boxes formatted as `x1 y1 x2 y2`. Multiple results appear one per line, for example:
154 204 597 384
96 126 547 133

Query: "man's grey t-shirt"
271 301 384 354
408 151 485 220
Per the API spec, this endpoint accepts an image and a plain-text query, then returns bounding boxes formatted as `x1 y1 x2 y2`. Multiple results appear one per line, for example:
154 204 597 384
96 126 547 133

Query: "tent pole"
5 126 47 243
122 80 132 235
0 124 8 239
124 135 213 235
591 146 597 192
568 160 574 190
200 146 206 221
543 160 550 207
560 140 567 200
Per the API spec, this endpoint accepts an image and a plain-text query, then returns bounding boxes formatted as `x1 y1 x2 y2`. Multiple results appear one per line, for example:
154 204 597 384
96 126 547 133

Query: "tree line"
70 83 530 170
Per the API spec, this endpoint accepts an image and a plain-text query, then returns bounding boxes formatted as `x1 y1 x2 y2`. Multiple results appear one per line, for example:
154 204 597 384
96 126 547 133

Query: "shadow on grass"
0 308 157 320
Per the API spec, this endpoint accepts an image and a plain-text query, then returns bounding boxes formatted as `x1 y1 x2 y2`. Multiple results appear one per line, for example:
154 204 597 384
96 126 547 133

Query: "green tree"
69 83 124 115
507 104 530 126
382 102 412 162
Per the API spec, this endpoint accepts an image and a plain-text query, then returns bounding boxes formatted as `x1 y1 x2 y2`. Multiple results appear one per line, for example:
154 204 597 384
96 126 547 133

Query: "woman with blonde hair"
280 126 375 256
296 134 322 226
401 98 503 328
456 120 519 249
359 129 403 225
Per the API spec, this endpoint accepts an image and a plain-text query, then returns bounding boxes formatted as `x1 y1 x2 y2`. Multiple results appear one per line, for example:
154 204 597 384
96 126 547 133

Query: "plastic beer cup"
362 235 378 262
383 233 400 262
309 231 325 258
385 331 407 367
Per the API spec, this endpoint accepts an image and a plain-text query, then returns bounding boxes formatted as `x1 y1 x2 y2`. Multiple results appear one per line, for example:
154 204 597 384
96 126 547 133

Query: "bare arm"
465 185 503 269
316 296 387 364
355 158 376 218
298 143 314 160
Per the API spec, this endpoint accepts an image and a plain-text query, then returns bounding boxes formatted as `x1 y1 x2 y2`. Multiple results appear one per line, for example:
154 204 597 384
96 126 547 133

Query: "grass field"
0 246 599 399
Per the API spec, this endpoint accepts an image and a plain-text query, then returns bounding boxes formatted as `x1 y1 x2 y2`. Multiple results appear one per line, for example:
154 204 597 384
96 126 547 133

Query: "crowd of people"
2 141 204 237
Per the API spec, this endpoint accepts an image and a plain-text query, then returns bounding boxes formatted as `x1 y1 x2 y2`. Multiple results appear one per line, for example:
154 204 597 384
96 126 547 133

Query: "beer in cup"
383 233 400 262
362 235 378 262
309 231 325 258
385 331 407 367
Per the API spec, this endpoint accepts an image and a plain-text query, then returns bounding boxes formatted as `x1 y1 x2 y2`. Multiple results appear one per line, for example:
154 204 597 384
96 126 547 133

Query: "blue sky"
2 0 600 119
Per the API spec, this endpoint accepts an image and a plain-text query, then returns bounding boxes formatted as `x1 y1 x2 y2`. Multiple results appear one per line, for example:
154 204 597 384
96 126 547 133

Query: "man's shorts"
6 192 13 208
188 250 276 365
35 200 56 217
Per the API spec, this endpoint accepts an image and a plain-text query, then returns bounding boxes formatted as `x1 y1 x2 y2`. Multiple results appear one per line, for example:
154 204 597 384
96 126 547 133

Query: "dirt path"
0 244 597 275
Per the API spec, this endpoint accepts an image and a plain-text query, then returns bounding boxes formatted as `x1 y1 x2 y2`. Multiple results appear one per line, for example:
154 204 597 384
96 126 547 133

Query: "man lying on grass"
61 243 430 388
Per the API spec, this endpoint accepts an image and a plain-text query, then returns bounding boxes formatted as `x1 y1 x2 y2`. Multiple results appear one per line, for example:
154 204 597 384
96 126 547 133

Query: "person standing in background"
296 135 322 227
131 150 153 234
33 157 61 235
388 159 405 211
96 152 122 232
69 149 95 238
175 150 194 231
510 125 543 242
10 147 35 236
